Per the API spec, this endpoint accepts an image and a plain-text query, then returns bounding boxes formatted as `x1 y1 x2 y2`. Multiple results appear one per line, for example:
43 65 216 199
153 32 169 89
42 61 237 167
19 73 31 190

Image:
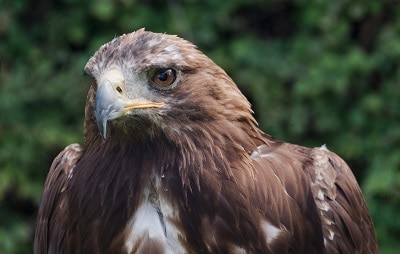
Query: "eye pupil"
152 68 176 88
158 71 169 81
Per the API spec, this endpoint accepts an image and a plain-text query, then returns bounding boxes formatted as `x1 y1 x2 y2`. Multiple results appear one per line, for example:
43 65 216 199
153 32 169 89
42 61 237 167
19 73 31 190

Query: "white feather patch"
124 186 185 253
159 197 186 253
263 221 281 244
319 144 329 151
124 201 167 252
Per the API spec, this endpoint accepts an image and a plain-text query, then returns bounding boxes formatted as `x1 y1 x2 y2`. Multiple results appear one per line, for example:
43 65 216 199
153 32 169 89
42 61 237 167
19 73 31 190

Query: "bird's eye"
151 69 176 88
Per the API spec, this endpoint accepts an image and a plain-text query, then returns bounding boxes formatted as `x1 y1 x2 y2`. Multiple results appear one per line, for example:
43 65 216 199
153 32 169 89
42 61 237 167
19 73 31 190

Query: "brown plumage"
35 29 378 253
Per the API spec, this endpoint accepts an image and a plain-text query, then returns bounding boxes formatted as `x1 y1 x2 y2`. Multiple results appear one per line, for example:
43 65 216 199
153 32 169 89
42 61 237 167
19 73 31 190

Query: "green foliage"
1 0 399 253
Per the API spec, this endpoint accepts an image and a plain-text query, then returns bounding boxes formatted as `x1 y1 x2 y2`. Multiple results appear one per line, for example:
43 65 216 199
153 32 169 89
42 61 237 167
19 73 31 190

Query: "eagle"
35 29 378 253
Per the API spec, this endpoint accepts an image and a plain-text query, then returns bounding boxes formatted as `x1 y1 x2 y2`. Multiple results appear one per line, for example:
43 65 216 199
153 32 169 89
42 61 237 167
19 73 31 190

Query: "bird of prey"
35 29 378 253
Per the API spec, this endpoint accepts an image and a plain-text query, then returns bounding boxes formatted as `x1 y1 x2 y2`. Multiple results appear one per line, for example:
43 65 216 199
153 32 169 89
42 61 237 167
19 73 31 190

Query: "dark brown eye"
152 69 176 88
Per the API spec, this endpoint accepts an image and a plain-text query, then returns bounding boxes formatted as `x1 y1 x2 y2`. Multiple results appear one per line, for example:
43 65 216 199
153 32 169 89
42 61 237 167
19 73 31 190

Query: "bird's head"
84 29 256 140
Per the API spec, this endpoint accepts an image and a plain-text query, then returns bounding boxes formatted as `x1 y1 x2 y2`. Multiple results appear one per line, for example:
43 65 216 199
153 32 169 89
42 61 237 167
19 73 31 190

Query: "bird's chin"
124 109 164 124
104 113 164 140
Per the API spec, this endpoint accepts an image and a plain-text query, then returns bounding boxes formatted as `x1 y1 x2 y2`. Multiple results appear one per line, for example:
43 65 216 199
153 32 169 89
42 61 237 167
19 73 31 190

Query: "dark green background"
1 0 399 253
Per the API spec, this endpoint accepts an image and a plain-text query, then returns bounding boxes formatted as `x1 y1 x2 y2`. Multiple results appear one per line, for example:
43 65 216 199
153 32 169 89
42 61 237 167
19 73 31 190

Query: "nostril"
116 86 123 93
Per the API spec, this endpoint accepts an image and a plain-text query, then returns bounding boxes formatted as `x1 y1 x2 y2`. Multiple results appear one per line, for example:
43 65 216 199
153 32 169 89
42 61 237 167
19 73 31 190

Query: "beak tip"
96 117 108 140
100 131 107 140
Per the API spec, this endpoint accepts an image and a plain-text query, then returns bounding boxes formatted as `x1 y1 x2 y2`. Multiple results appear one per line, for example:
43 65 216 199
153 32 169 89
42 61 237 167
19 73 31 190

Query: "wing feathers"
250 141 325 252
34 144 82 254
250 141 377 253
308 146 378 253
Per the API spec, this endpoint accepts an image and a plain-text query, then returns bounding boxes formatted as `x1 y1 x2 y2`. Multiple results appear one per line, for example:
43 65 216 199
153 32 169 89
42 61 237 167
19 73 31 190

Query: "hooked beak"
95 80 164 139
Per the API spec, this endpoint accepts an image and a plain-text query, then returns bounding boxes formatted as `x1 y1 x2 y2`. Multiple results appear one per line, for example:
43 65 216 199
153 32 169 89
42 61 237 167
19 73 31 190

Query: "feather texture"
35 29 378 253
